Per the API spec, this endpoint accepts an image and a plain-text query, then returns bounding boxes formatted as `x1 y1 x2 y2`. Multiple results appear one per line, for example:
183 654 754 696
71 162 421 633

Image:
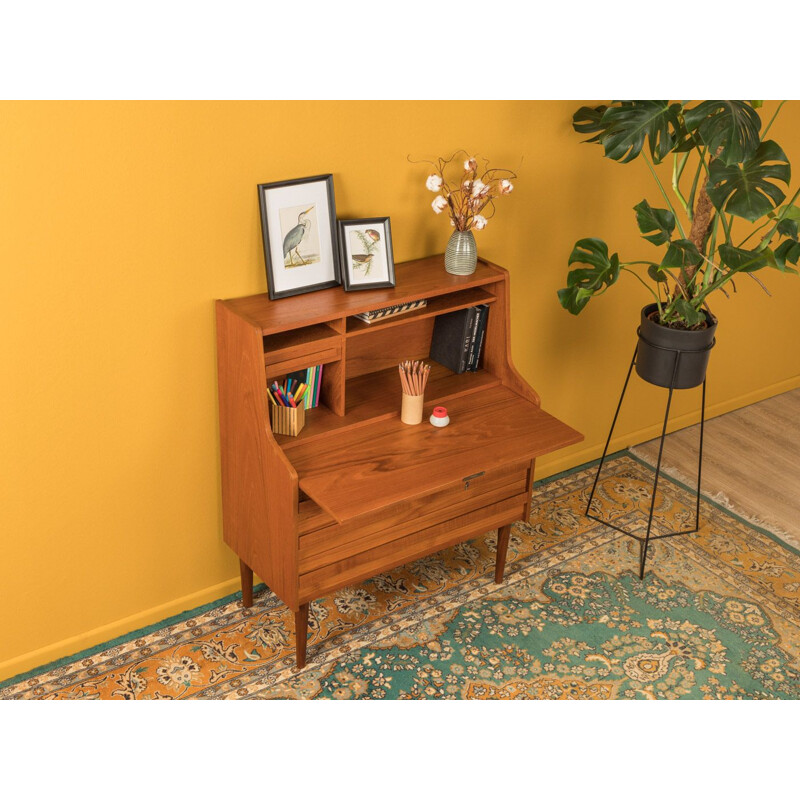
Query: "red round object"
432 406 448 418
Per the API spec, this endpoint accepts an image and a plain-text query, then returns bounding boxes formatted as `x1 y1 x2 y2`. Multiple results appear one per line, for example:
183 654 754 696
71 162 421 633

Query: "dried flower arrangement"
415 150 516 232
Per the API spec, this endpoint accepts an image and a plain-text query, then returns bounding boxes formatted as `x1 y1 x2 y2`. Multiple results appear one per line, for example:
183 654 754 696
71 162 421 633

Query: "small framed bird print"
257 174 341 300
337 217 396 291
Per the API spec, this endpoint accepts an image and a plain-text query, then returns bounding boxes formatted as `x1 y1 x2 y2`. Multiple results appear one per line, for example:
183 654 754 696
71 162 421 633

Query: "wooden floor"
631 388 800 550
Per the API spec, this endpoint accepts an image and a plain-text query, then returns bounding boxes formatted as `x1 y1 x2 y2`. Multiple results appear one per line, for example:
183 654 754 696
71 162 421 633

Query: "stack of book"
286 364 324 409
353 299 427 324
429 305 489 374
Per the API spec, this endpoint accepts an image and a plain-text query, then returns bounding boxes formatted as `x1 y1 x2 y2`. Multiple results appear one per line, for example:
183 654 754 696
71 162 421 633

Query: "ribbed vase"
445 230 477 275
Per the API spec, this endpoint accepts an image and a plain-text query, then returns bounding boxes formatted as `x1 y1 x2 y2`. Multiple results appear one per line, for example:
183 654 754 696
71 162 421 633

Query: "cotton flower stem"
415 151 516 231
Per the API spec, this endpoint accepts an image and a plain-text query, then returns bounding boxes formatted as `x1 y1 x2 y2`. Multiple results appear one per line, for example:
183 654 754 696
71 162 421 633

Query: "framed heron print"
257 174 340 300
338 217 396 291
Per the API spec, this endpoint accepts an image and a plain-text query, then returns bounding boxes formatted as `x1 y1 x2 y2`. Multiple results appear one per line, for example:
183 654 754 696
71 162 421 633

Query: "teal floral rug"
3 453 799 699
269 561 799 700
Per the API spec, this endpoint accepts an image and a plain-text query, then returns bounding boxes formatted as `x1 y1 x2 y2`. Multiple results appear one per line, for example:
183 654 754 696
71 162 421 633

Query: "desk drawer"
298 495 527 602
299 460 529 561
264 344 341 379
298 461 530 574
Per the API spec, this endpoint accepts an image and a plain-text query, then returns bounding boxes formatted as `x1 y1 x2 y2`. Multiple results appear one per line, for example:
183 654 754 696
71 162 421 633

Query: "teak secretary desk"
216 256 582 668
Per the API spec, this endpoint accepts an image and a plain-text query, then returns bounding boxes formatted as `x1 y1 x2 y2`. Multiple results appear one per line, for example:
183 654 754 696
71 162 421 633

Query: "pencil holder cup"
401 393 424 425
270 402 305 436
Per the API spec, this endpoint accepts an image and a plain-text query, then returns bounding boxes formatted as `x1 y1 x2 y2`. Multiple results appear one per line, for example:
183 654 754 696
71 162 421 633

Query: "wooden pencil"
399 360 431 396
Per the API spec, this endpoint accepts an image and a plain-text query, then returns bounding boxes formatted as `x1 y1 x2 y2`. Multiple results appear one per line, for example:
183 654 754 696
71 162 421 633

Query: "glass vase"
444 229 477 275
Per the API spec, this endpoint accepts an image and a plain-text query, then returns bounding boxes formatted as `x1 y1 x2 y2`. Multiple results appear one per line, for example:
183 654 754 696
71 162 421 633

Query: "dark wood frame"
337 217 396 291
257 174 340 300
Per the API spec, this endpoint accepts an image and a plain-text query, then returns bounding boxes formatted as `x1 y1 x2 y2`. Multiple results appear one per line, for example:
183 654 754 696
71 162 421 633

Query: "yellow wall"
2 101 799 680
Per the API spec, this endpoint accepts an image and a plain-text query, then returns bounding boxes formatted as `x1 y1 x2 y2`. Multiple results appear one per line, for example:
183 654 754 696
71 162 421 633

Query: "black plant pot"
635 303 717 389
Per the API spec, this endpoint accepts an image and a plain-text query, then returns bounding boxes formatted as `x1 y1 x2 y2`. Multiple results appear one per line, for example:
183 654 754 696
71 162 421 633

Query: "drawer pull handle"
462 471 485 490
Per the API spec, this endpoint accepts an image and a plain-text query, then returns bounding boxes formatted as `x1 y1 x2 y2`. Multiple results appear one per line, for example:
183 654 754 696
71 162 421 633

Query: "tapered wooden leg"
495 524 512 583
295 603 309 669
239 560 253 608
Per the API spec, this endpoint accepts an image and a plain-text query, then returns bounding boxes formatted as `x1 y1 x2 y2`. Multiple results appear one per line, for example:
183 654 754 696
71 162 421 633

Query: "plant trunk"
674 180 715 299
688 183 715 264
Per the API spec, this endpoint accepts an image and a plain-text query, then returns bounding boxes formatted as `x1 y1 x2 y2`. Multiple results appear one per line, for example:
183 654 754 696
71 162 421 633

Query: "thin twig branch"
745 272 772 296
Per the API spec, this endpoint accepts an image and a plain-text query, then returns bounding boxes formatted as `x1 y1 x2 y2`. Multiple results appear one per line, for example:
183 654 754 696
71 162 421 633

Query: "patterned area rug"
3 453 799 699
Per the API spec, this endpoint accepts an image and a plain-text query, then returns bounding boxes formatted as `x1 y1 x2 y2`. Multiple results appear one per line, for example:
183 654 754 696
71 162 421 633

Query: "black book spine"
458 307 477 373
430 308 480 374
465 305 482 371
470 306 488 371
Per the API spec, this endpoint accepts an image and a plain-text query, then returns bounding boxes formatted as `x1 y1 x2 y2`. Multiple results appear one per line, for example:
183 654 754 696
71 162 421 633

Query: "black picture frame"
257 174 340 300
337 217 396 292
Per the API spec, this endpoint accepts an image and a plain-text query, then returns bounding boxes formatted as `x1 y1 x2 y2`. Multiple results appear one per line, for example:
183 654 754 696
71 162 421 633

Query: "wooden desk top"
220 257 504 335
286 386 583 522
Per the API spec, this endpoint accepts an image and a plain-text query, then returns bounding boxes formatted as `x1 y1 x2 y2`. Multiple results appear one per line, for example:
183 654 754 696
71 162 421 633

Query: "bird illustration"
351 253 375 274
365 229 381 243
283 206 314 267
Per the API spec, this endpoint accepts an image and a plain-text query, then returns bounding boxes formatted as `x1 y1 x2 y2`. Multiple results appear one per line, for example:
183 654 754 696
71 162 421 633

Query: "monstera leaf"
718 244 774 273
683 101 762 166
670 298 706 327
581 101 684 164
707 140 790 222
717 243 798 275
769 204 800 240
634 199 675 245
778 218 799 240
558 238 621 314
647 264 669 283
774 240 800 273
773 204 800 220
660 239 702 288
660 239 702 277
572 105 608 143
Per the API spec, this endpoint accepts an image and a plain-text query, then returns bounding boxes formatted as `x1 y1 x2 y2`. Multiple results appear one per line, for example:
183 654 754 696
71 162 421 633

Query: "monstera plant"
558 100 800 388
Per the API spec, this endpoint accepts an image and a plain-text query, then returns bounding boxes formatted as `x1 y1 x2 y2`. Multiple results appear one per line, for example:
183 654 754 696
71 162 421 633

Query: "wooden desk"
216 257 582 667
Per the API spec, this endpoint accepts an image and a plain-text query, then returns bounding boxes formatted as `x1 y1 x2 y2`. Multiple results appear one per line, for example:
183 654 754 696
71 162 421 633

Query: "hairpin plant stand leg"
585 343 707 579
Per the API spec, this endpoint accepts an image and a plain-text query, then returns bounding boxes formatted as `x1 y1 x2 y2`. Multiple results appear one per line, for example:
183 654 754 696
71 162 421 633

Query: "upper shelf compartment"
219 257 505 335
263 323 342 376
345 287 497 336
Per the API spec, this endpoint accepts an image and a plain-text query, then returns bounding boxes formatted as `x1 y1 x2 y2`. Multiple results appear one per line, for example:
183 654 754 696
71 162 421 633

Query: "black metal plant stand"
585 336 711 580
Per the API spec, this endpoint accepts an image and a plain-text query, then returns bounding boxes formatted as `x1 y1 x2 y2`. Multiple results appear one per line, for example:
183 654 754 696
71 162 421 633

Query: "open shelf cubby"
273 362 499 449
263 322 340 354
344 286 496 335
248 258 509 448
